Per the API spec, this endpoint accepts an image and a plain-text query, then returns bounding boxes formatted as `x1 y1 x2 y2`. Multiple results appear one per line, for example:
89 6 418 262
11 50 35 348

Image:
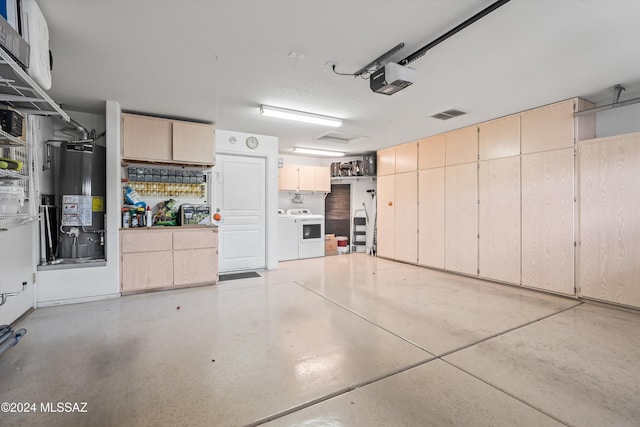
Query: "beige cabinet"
120 227 218 294
479 115 520 160
521 98 595 155
279 164 299 191
394 171 418 264
418 134 446 170
278 164 331 192
579 133 640 308
376 174 395 259
418 167 445 268
445 163 478 276
478 157 521 284
121 113 215 166
172 121 216 165
446 126 478 166
314 166 331 192
122 114 173 162
395 141 418 173
377 147 396 176
521 149 575 295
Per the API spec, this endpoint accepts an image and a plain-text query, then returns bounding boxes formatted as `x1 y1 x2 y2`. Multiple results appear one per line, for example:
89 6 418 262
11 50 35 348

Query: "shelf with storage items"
0 48 70 120
0 46 70 228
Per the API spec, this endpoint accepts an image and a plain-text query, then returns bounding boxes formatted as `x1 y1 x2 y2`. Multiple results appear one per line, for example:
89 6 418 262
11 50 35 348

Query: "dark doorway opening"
325 184 350 242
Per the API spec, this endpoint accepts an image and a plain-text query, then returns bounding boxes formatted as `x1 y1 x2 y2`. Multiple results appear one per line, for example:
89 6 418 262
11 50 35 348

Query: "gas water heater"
54 142 106 260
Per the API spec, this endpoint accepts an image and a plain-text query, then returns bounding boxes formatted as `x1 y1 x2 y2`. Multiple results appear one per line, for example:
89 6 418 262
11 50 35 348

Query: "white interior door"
213 154 266 272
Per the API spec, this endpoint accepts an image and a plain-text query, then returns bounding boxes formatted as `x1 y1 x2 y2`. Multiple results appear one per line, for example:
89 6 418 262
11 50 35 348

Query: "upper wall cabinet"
479 115 520 160
377 142 417 176
122 113 216 166
521 98 595 155
418 134 445 170
446 126 478 165
395 141 418 173
279 164 331 192
377 146 396 176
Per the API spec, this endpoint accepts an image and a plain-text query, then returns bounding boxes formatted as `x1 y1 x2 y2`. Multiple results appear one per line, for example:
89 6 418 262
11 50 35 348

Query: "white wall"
36 102 121 306
215 129 279 270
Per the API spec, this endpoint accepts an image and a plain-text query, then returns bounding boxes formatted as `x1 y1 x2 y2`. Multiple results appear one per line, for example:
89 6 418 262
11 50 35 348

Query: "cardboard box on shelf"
325 234 337 256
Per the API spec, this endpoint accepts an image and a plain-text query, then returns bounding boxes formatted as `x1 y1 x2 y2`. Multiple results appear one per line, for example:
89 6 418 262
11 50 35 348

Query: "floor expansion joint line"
247 357 436 427
440 359 571 427
435 301 585 359
293 281 436 356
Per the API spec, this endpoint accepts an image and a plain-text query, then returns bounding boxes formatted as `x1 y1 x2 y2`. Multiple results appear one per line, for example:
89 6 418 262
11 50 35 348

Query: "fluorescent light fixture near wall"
293 147 345 157
260 105 343 127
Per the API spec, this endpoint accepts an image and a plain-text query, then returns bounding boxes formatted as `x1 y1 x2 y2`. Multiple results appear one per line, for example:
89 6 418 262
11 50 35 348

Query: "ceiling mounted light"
260 105 343 127
293 147 345 157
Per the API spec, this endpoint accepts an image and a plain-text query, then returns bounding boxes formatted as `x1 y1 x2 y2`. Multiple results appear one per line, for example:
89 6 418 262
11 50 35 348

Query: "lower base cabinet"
120 227 218 293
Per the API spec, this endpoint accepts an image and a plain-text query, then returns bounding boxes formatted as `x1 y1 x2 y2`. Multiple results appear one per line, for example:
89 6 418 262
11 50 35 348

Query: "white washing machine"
287 209 325 259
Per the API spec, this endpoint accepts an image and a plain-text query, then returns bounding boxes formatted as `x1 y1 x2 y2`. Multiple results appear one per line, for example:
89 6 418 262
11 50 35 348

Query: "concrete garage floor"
1 254 639 426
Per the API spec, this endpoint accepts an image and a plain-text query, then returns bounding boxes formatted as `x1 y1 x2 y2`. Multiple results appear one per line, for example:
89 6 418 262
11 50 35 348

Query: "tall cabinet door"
445 163 478 275
478 157 521 284
521 148 575 294
579 134 640 308
418 167 445 268
377 174 395 259
394 171 418 264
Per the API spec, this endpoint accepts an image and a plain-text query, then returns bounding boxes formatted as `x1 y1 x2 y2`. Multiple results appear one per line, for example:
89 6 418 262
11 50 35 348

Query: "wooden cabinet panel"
121 251 173 292
297 166 315 191
172 121 215 165
173 228 217 250
376 174 395 259
418 167 445 268
314 166 331 192
377 147 396 176
445 163 478 275
122 114 172 162
174 248 218 286
279 164 299 191
446 126 478 165
395 141 418 173
479 157 521 284
579 133 640 308
521 99 575 154
122 113 215 166
479 115 520 160
521 149 574 294
394 171 418 264
121 229 173 253
419 134 446 169
279 165 331 192
120 228 218 293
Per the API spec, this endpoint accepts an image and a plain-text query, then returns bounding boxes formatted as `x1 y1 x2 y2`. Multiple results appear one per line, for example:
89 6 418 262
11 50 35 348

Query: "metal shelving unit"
0 47 69 228
0 48 69 121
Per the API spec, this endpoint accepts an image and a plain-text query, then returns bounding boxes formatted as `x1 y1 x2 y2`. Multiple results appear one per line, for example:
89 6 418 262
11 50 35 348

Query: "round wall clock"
246 136 259 149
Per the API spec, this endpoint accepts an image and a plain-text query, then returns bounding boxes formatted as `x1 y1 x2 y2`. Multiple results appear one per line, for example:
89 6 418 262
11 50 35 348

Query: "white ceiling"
38 0 640 156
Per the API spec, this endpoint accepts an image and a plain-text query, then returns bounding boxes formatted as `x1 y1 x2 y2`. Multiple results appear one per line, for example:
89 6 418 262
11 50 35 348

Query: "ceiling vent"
430 109 467 120
316 131 366 144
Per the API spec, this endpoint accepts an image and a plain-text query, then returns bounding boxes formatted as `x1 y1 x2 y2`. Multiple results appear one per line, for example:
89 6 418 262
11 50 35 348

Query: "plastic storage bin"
0 185 25 214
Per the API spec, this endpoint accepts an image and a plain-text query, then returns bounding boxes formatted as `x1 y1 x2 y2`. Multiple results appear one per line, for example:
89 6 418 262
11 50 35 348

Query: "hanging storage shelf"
0 47 70 121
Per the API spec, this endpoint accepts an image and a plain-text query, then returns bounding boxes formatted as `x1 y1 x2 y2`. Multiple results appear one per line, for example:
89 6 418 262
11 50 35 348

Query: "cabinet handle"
388 201 393 206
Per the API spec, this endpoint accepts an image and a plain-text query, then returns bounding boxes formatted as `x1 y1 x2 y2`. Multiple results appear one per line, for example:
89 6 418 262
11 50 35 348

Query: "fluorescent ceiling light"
293 147 345 157
261 105 342 127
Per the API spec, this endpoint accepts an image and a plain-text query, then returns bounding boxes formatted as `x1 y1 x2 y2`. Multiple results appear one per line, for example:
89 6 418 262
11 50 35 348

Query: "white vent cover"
430 108 467 120
316 131 366 144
